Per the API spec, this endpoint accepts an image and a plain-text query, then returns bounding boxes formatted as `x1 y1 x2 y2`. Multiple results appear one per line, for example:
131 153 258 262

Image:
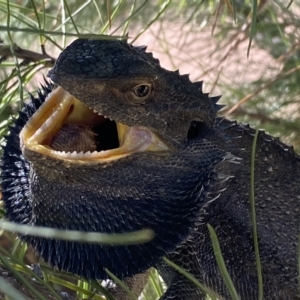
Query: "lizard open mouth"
20 86 168 162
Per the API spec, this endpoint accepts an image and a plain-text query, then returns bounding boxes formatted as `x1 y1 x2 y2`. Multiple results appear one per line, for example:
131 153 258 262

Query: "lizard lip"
20 86 169 162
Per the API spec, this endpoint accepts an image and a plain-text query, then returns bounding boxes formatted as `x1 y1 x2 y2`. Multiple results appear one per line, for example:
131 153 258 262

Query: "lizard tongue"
49 124 97 153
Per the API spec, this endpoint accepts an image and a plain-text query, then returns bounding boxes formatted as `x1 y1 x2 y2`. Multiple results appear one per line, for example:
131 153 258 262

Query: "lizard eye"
129 84 152 105
133 84 151 98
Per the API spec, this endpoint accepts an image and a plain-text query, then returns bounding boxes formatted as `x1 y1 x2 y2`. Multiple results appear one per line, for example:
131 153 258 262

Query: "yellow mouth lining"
20 86 169 163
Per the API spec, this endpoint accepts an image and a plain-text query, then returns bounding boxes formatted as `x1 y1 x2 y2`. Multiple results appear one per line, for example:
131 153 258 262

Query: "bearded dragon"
1 38 299 299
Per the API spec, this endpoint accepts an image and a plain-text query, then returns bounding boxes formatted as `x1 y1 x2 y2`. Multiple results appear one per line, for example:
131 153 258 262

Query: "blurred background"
0 0 299 299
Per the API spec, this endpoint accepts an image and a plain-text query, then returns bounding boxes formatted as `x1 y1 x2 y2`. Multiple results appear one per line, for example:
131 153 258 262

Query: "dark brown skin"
1 38 227 292
1 38 299 299
160 119 300 299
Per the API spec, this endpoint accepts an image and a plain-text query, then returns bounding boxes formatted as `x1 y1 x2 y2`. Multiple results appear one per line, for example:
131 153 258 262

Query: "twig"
225 64 300 115
0 42 55 66
226 108 280 124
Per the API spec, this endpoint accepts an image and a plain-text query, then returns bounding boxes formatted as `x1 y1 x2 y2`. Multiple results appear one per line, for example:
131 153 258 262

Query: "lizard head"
23 38 222 162
2 38 227 279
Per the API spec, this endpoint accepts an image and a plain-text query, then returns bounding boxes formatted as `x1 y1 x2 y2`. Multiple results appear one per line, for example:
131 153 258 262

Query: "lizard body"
1 38 299 299
159 119 300 299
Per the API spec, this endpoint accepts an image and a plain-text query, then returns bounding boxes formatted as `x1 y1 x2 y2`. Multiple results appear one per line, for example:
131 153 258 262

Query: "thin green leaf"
48 275 105 300
1 247 62 300
0 253 49 300
231 0 237 22
29 0 43 44
89 280 117 300
0 276 29 300
207 224 240 300
63 0 80 35
299 223 300 296
6 1 24 102
131 0 171 43
0 220 155 245
54 0 93 32
105 268 138 300
111 0 149 36
0 26 125 39
250 129 263 300
287 0 293 9
77 279 91 299
100 0 125 34
163 257 218 300
149 269 164 298
60 0 66 47
247 0 258 57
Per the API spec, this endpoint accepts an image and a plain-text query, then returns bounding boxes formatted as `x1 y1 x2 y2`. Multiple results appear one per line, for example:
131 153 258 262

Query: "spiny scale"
136 45 147 51
210 95 222 104
193 81 203 91
131 45 220 117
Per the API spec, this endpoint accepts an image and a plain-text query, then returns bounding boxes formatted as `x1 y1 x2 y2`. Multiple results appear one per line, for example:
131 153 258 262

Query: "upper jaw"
20 86 169 164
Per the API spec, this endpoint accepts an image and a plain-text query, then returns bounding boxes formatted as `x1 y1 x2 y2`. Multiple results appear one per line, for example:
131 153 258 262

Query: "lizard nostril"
187 120 204 139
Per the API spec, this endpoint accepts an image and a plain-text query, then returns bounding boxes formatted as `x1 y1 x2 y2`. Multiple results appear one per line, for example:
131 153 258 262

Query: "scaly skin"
1 38 227 288
159 118 300 299
1 38 299 299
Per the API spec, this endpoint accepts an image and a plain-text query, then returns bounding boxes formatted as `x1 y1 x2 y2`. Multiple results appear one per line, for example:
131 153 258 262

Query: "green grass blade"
100 0 125 34
247 0 258 57
48 275 105 300
29 0 43 45
163 257 218 300
0 247 62 300
89 280 117 300
6 1 24 102
0 220 154 245
131 0 171 43
250 129 263 300
105 268 137 300
0 276 29 300
0 253 49 300
0 26 125 39
231 0 237 22
299 222 300 296
287 0 293 8
207 224 240 300
149 269 164 297
111 0 148 36
63 0 80 35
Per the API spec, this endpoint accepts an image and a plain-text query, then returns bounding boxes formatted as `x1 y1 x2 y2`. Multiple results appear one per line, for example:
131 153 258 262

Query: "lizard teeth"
93 108 102 116
91 108 110 120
